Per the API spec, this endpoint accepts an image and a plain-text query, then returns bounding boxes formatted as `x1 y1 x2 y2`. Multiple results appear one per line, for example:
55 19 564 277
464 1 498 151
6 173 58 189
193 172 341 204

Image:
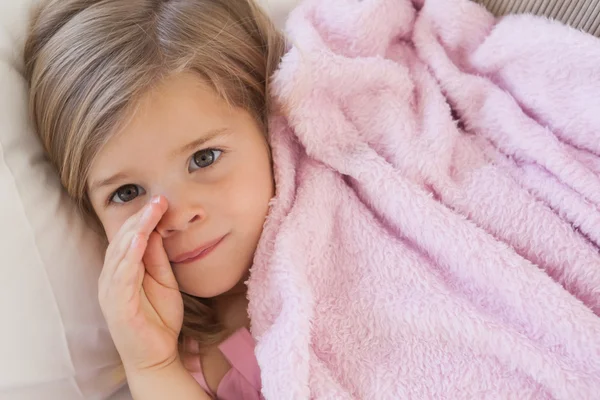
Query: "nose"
155 192 204 238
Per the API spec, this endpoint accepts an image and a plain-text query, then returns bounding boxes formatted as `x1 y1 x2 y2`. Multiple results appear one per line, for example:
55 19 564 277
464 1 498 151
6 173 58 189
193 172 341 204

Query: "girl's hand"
98 196 184 374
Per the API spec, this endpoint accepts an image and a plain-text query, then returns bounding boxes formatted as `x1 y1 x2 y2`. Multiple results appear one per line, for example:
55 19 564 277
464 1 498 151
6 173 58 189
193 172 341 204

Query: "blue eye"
110 184 145 204
189 149 222 171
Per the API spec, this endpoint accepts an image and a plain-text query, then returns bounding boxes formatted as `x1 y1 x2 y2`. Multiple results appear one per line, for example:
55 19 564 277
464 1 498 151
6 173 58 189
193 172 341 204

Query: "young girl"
24 1 286 399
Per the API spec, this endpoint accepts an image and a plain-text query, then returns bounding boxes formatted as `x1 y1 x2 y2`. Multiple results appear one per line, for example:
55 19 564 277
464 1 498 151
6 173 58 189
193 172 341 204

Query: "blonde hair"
24 0 285 348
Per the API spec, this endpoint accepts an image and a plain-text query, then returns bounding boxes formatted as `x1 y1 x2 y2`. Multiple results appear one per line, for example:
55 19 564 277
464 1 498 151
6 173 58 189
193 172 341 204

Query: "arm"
98 197 207 399
126 359 211 400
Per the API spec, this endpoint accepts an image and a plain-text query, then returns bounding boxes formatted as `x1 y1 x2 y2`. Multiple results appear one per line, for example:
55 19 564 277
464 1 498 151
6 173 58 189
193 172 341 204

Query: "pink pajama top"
184 328 263 400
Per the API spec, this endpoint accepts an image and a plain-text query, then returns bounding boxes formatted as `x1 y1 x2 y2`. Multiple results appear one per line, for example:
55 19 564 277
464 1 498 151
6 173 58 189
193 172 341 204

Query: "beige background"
477 0 600 36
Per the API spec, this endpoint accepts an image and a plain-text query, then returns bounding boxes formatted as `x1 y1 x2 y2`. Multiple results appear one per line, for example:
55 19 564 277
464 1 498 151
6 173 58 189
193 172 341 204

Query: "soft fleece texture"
247 0 600 398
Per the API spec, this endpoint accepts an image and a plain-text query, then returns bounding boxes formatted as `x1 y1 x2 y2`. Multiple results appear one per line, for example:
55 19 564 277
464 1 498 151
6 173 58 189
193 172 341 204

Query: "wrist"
124 355 183 382
123 351 181 376
124 357 209 400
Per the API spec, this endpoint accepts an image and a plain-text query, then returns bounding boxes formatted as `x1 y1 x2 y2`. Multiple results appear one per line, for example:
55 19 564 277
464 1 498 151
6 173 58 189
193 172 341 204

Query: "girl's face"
87 72 274 298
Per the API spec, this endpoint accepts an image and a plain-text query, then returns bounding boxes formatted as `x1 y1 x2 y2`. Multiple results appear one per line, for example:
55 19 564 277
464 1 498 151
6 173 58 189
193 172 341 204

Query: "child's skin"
87 72 274 398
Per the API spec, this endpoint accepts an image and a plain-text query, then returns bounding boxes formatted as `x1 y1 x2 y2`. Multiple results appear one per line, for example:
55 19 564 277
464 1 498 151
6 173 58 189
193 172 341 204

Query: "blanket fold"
248 0 600 398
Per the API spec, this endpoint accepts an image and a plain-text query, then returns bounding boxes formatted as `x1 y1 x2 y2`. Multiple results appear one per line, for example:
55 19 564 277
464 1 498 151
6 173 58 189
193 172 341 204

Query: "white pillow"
0 1 126 399
258 0 301 28
0 1 298 399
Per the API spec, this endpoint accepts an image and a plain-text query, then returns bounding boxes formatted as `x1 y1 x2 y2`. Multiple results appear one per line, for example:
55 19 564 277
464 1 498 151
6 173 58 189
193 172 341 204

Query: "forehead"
119 73 228 144
89 73 231 170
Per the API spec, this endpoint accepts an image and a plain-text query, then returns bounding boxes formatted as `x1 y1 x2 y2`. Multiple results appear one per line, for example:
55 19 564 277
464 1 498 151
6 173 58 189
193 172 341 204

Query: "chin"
175 265 249 299
180 285 232 299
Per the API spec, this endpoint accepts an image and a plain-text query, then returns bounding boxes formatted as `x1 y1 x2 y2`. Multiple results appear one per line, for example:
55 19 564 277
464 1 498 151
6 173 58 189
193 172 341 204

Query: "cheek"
219 157 273 223
105 226 119 242
97 213 131 243
241 169 273 224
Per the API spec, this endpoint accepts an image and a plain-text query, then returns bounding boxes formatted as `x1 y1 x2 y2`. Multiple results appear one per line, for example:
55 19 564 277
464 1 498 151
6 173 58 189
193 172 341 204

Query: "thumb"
143 231 178 290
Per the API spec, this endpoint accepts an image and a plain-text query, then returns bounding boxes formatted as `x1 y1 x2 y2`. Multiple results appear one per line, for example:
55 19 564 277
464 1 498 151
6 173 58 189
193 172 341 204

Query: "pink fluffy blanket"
247 0 600 398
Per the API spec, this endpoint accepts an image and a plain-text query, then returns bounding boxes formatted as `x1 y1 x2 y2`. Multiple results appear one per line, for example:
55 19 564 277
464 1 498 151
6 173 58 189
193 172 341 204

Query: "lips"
170 235 227 264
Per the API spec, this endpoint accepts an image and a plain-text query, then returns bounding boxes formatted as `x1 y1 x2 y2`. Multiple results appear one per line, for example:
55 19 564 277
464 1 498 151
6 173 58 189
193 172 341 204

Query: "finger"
105 196 168 268
98 197 167 309
137 196 168 239
113 233 150 296
102 203 150 268
104 201 166 286
113 195 167 255
99 232 143 299
143 231 179 290
99 232 147 315
100 198 167 297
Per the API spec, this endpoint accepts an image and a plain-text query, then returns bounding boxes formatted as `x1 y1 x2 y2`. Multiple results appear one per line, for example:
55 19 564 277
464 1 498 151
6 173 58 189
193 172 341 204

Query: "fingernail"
151 196 161 205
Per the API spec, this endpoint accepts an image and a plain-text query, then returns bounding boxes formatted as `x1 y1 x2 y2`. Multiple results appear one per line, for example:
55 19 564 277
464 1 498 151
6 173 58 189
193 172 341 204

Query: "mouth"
170 234 228 265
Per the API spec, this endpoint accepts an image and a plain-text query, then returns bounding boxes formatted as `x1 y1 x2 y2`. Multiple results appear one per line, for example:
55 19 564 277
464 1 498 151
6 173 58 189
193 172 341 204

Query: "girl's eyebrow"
89 127 231 192
170 127 231 160
90 172 129 192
